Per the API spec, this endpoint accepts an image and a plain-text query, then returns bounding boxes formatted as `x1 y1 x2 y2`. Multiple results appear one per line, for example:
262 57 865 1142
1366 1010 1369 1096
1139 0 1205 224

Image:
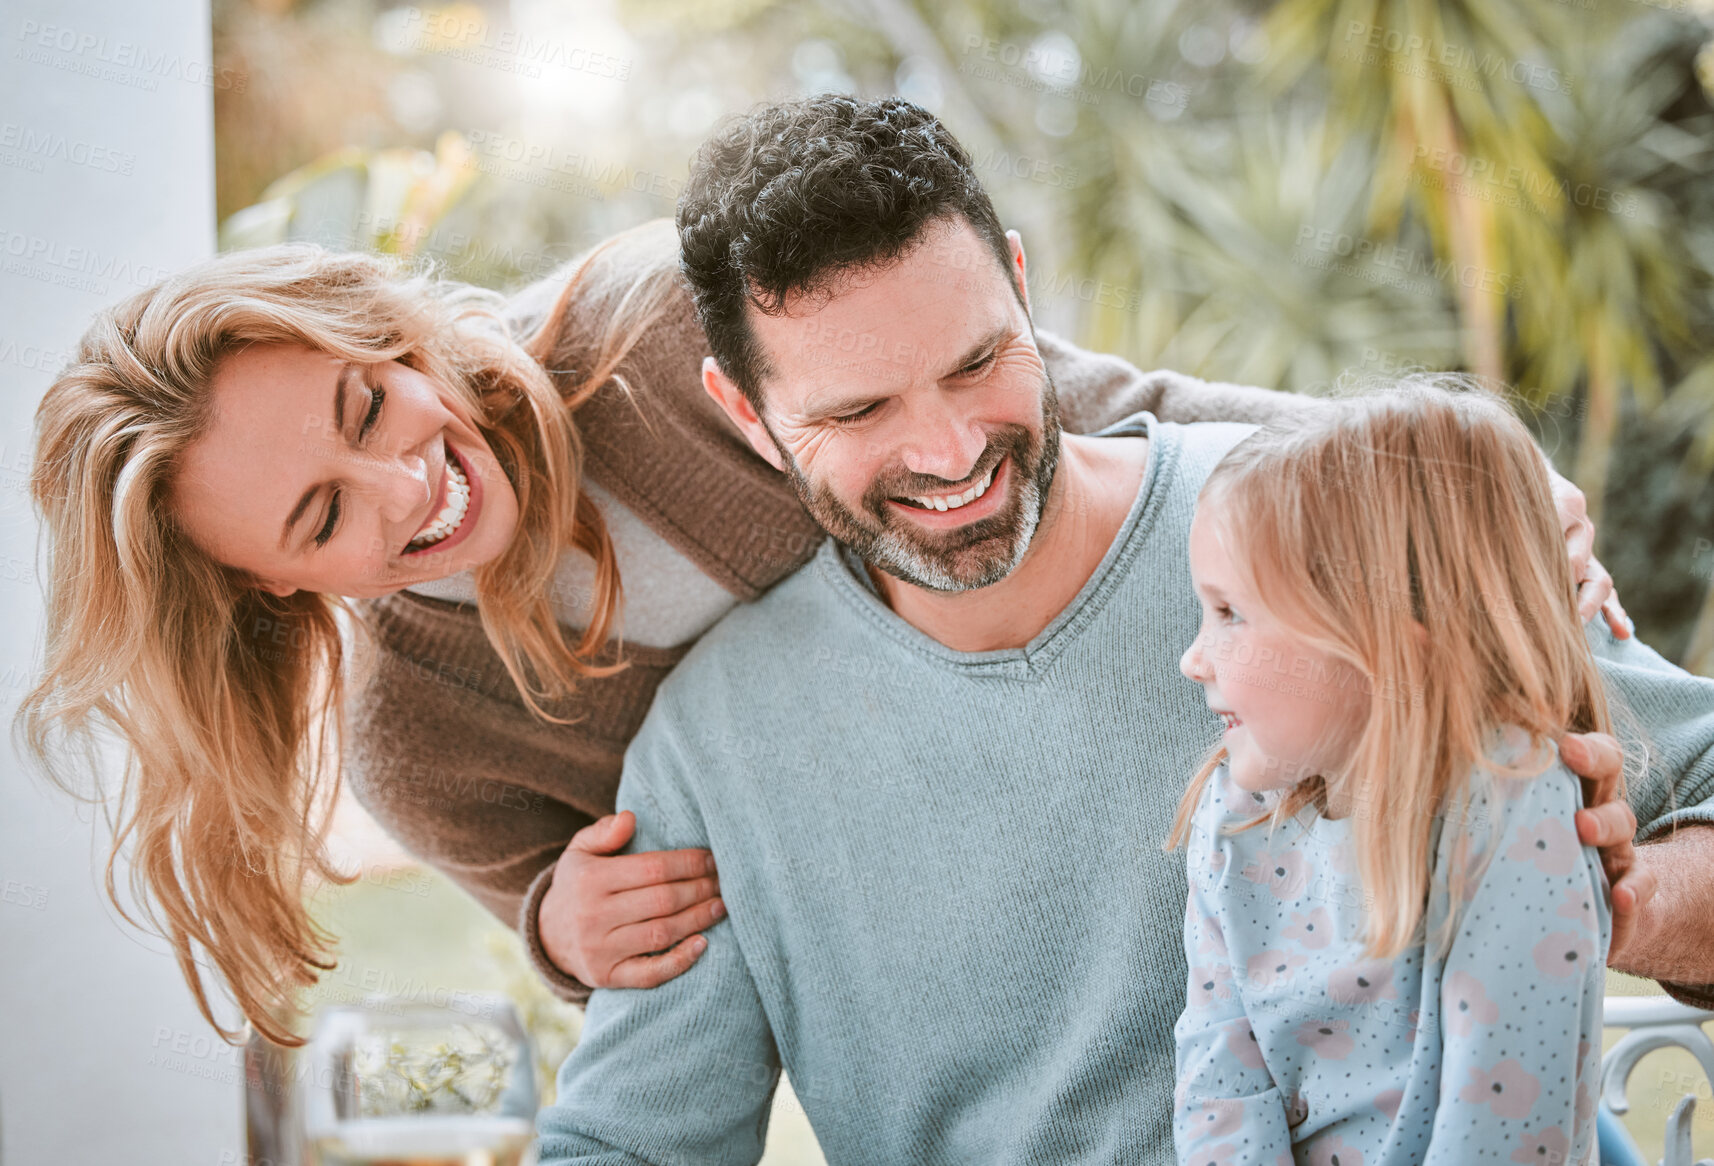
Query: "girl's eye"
358 385 385 441
313 491 341 548
1217 604 1244 625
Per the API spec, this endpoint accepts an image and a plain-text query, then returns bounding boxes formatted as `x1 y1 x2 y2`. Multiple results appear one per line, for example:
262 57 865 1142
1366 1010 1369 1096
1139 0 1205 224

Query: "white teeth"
909 463 995 512
406 449 470 551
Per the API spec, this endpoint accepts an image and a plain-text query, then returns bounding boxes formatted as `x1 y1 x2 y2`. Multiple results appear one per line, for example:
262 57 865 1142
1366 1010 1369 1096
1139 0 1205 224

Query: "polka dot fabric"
1172 740 1610 1166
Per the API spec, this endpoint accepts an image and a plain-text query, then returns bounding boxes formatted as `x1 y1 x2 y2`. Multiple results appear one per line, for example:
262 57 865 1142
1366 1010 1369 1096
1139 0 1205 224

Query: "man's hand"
1547 468 1631 638
1560 732 1655 968
537 811 725 989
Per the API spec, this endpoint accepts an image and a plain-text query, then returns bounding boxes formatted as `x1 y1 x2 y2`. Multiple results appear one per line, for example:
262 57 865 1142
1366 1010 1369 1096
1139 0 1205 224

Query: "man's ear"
1005 229 1032 317
702 356 785 472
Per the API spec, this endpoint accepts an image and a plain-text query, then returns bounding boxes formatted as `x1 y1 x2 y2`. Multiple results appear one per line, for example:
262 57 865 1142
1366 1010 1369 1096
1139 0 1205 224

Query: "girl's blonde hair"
1166 375 1612 960
16 220 682 1046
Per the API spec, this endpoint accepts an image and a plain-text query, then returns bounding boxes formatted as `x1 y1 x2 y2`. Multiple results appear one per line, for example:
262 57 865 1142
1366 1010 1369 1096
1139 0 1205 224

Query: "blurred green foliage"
214 0 1714 672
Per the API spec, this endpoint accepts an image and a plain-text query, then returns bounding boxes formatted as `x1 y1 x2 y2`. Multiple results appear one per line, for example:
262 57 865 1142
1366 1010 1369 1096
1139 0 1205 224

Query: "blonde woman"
21 216 1375 1046
1168 382 1617 1163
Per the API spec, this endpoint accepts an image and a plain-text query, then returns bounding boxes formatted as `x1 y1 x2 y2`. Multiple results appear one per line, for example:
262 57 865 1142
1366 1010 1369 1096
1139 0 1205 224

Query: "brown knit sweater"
339 223 1322 1002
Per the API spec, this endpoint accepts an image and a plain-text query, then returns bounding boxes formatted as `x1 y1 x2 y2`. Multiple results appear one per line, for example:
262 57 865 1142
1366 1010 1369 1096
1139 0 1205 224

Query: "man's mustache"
860 434 1024 510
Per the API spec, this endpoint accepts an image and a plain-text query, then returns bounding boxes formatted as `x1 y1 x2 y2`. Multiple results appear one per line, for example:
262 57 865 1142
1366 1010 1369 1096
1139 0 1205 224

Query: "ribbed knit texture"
536 412 1714 1165
342 219 1315 1003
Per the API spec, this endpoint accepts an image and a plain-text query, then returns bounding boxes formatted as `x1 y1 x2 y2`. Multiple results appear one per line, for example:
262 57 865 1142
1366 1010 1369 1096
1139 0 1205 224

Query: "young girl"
1168 379 1613 1165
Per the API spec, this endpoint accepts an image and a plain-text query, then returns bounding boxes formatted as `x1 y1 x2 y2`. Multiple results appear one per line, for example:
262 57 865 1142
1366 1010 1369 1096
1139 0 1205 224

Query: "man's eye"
830 402 881 425
358 385 385 441
959 353 996 376
314 491 341 548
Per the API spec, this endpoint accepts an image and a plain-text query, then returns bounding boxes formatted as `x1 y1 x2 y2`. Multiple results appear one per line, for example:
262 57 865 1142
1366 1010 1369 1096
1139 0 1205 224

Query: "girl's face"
1179 505 1366 796
173 343 520 598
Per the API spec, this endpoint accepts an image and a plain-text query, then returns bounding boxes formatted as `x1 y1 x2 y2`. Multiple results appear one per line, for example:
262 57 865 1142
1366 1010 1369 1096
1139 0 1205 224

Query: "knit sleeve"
1036 328 1316 435
1585 619 1714 1004
343 590 691 1004
537 701 779 1166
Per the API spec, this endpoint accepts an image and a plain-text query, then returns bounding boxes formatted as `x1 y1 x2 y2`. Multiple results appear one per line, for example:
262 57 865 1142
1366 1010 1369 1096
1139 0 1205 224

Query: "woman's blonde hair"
16 220 682 1045
1166 375 1613 960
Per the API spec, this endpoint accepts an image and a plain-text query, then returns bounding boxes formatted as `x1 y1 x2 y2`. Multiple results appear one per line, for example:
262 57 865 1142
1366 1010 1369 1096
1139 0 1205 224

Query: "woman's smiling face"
172 343 520 598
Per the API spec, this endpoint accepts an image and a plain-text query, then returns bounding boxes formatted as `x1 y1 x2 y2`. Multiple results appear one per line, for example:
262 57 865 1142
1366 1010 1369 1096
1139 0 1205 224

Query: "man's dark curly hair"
676 94 1018 407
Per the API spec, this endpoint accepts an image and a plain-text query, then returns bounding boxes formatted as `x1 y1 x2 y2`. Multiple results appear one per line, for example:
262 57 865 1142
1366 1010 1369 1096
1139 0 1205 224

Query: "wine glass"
297 994 538 1166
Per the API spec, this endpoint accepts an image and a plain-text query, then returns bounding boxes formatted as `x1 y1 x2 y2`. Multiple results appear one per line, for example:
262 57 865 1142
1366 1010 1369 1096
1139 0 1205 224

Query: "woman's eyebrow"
279 362 358 550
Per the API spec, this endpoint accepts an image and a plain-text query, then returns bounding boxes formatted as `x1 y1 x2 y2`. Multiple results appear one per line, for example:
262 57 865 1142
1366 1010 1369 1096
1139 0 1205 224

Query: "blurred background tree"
213 0 1714 675
211 1 1714 1158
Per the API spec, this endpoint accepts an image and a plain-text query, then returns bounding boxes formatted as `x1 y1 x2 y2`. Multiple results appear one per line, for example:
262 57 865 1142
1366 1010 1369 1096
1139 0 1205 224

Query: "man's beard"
774 373 1063 593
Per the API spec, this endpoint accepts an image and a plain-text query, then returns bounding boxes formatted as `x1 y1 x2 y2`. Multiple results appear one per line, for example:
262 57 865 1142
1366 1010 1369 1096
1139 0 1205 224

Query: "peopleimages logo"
0 123 136 174
1339 21 1574 96
0 231 171 295
14 20 247 91
1292 226 1524 301
397 8 632 80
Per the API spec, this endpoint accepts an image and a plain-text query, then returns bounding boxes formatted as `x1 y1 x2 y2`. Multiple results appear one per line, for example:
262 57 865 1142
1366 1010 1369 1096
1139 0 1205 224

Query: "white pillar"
0 0 240 1162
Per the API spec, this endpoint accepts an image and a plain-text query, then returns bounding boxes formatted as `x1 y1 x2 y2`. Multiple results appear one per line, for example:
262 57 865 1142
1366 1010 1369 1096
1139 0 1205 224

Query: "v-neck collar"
815 411 1175 679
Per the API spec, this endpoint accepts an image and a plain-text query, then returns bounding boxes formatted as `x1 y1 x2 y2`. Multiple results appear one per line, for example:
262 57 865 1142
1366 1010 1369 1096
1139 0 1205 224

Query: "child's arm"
1424 767 1610 1165
1172 794 1296 1163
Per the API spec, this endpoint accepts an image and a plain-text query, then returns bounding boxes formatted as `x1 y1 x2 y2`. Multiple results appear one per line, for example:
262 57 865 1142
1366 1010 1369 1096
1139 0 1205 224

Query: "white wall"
0 0 242 1162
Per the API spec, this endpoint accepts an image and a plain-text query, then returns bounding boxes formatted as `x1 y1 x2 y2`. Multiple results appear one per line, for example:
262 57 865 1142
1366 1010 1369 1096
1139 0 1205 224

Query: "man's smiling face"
730 217 1061 592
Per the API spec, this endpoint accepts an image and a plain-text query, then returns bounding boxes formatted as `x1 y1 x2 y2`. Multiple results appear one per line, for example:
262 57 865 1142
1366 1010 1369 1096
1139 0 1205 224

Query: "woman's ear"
252 575 298 599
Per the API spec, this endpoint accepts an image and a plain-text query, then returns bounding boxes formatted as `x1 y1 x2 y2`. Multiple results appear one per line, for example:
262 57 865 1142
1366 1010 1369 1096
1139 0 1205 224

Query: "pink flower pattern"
1240 848 1312 899
1188 963 1234 1009
1245 948 1308 989
1184 1099 1244 1140
1223 1018 1265 1069
1327 960 1398 1005
1443 970 1500 1037
1505 817 1580 876
1509 1125 1571 1165
1574 1077 1596 1130
1458 1059 1543 1120
1532 931 1595 979
1283 907 1333 949
1295 1018 1355 1060
1305 1134 1365 1166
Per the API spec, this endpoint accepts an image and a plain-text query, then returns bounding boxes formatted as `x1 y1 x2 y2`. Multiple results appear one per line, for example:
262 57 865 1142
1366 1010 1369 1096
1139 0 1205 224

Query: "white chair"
1601 996 1714 1166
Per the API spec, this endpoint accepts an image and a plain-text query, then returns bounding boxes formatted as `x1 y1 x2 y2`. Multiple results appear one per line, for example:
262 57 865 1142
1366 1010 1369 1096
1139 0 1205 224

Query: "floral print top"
1173 736 1611 1166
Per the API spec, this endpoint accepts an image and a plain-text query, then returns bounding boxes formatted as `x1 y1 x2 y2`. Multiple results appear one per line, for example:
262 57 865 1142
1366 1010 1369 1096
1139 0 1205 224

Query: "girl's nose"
1180 635 1211 683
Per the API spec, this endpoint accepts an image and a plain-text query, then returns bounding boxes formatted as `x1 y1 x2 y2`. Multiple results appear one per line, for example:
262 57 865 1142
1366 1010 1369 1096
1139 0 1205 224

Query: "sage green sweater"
535 414 1714 1164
